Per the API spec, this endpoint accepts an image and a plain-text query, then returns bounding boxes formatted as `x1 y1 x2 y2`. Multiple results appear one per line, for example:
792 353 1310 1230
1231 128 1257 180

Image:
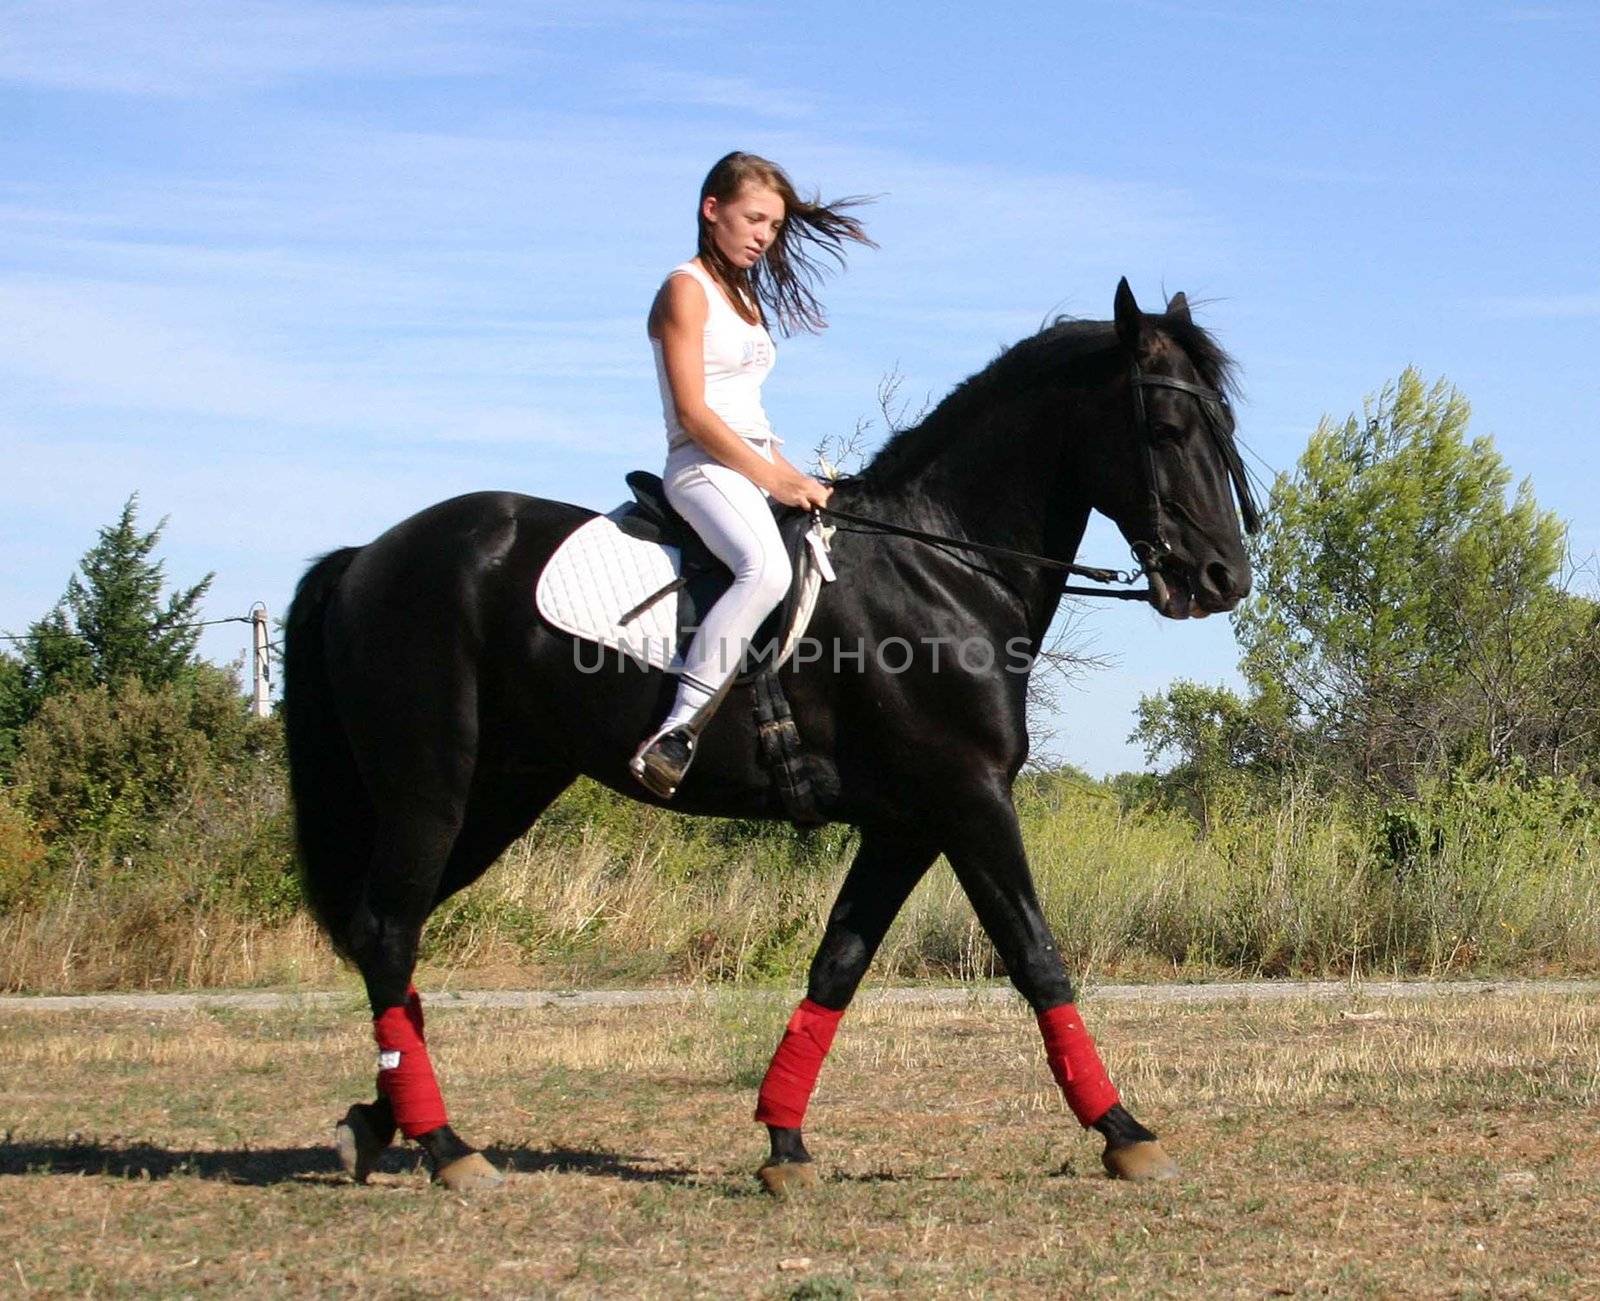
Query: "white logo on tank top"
742 338 772 368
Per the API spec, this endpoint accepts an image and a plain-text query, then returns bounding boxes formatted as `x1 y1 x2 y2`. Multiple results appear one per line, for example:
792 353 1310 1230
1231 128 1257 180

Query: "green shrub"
12 665 273 856
0 785 48 910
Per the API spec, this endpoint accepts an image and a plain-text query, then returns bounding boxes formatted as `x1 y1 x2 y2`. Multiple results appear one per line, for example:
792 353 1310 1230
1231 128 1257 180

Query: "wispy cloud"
0 277 648 450
0 0 719 96
0 109 1227 442
1 28 1240 717
1479 290 1600 320
610 65 820 122
1224 161 1388 187
1490 6 1595 23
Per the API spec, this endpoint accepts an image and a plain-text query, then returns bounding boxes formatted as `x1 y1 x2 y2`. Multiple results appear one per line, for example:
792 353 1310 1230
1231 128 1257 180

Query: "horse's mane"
858 311 1239 486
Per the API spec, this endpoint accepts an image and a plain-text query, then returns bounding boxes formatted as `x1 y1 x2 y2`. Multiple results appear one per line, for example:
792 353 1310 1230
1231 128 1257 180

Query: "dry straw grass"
0 853 340 993
2 775 1598 994
2 991 1597 1296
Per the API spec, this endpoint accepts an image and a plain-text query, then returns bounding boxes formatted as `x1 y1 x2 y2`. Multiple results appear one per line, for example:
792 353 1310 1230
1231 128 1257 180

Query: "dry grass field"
3 988 1599 1297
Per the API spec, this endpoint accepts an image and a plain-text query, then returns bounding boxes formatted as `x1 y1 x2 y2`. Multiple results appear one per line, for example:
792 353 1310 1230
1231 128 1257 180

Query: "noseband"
1125 361 1261 582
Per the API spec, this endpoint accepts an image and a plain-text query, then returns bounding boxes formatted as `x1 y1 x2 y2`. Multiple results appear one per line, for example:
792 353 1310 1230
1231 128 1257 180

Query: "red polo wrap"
374 993 448 1139
754 998 844 1128
1037 1003 1120 1126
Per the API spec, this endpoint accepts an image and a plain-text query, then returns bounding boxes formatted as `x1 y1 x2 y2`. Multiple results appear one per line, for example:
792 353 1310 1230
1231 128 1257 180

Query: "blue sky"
3 0 1596 775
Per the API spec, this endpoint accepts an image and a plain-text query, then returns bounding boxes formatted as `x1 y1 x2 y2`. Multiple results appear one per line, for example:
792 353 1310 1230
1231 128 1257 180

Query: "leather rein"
818 360 1260 603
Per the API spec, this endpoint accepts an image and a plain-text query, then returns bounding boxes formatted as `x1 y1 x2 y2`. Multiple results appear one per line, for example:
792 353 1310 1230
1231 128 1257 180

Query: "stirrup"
630 726 698 799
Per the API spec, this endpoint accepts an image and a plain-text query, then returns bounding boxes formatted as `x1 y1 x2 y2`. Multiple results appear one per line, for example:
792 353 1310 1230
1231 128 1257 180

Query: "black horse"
283 280 1255 1192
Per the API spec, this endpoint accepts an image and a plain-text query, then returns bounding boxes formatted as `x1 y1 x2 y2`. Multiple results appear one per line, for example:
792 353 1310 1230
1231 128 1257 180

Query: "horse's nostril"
1203 561 1236 600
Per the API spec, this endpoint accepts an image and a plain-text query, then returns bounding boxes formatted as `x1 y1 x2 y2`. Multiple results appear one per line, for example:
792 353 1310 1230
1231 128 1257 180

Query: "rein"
816 505 1153 601
817 357 1258 604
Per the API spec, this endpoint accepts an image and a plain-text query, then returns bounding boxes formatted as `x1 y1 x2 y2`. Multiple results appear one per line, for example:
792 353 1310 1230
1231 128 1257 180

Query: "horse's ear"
1166 291 1191 325
1114 277 1143 352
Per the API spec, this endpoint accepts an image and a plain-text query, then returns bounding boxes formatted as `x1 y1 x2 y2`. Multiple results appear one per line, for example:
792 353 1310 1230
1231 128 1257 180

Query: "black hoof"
334 1102 396 1184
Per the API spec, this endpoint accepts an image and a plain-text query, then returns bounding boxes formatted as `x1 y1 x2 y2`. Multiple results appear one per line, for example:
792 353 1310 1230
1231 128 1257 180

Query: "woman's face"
702 183 785 269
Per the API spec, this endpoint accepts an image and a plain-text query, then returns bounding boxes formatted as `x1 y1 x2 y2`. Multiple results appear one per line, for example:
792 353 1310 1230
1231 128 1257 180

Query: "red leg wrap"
754 999 844 1128
1037 1003 1120 1127
374 1001 448 1139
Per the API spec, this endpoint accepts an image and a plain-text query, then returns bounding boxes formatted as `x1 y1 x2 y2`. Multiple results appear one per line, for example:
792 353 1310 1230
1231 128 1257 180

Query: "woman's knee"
746 547 791 609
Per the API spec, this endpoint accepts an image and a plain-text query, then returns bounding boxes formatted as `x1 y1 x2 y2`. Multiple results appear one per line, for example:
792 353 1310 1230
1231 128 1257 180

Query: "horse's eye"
1151 421 1187 444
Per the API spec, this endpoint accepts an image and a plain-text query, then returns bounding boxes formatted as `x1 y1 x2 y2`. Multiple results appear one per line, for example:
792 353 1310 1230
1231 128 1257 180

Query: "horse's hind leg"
754 825 939 1197
334 803 506 1191
337 769 574 1190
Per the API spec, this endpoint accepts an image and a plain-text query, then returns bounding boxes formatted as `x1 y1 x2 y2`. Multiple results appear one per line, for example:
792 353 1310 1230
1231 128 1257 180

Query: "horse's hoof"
434 1151 506 1193
757 1160 819 1199
334 1104 392 1184
1102 1139 1180 1182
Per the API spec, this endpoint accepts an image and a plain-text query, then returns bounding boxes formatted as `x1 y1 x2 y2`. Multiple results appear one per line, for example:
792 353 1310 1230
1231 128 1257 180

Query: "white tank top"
652 260 780 451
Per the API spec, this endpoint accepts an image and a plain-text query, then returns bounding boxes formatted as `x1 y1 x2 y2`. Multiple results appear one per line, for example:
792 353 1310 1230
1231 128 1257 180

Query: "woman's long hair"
696 152 875 336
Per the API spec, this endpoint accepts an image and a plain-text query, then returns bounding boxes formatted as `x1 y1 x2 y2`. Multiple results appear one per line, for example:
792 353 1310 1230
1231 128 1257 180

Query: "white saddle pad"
535 509 835 674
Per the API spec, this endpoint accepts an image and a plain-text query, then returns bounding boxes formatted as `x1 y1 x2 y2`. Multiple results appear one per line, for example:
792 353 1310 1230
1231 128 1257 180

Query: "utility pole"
251 604 271 718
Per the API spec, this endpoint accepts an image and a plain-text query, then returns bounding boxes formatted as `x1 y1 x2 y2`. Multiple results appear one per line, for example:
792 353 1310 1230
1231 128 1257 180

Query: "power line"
3 608 278 718
0 614 258 644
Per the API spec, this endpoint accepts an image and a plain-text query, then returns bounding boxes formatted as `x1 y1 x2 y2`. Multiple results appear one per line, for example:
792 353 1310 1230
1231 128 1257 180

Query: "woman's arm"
768 445 826 484
650 276 832 510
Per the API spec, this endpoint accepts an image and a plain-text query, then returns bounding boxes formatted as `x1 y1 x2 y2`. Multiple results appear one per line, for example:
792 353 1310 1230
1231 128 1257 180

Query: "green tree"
1130 679 1291 823
57 494 213 687
0 495 213 766
13 664 259 853
0 652 25 771
1234 368 1567 791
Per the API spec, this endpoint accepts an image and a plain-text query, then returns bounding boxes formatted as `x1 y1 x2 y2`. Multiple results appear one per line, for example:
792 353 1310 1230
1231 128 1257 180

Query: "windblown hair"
697 151 875 336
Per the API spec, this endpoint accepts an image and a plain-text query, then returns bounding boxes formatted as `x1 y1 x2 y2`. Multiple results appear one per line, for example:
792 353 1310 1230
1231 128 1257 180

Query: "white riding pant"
658 438 791 730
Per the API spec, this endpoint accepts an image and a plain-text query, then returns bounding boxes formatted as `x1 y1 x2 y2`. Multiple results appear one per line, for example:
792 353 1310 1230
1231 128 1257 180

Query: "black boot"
630 726 697 798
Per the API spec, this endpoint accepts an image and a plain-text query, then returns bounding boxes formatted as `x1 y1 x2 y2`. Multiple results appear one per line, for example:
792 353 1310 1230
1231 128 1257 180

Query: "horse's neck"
864 393 1088 556
847 398 1095 642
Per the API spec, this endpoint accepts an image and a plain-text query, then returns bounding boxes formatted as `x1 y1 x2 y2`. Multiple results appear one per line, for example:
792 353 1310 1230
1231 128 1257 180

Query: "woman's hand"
764 467 834 510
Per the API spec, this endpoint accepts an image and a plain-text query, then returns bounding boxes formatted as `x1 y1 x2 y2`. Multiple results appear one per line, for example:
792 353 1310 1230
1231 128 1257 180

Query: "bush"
12 665 273 856
0 786 48 910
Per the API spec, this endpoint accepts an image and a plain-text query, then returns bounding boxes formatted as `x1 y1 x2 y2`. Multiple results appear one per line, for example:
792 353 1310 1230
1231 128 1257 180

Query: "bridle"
818 350 1261 603
1124 359 1261 585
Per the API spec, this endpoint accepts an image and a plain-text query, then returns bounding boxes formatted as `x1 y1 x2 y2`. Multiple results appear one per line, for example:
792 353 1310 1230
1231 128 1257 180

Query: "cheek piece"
754 998 844 1128
1037 1003 1120 1126
373 985 449 1139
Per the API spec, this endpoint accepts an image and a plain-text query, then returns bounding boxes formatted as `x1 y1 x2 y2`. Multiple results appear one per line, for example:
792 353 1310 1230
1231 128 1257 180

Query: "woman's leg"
656 452 791 732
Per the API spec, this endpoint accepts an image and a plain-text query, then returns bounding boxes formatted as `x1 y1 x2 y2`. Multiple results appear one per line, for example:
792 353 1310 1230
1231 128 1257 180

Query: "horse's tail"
282 547 369 955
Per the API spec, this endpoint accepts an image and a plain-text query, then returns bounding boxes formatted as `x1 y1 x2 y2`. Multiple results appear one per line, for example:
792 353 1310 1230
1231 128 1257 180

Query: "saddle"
534 472 837 824
614 472 834 672
539 472 833 678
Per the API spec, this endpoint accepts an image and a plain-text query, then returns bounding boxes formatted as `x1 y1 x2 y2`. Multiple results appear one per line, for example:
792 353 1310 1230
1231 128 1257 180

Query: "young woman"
630 152 873 798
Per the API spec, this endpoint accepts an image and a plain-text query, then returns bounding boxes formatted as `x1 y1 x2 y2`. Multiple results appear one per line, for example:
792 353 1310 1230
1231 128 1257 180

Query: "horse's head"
1092 279 1257 620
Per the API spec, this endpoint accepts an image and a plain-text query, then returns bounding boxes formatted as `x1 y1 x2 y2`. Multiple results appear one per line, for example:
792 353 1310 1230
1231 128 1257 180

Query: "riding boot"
630 679 732 799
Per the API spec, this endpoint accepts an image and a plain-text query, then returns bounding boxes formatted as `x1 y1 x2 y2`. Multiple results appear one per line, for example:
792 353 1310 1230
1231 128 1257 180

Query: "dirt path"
4 975 1598 1014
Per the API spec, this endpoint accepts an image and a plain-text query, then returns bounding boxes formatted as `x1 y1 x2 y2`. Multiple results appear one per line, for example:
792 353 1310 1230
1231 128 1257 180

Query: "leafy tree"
0 785 48 910
0 495 213 767
1130 680 1291 823
13 664 255 853
1478 587 1600 779
57 493 213 687
0 652 25 771
1234 368 1567 791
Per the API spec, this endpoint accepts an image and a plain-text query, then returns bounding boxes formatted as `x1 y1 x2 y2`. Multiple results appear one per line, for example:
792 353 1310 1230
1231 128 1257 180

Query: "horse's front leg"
754 824 939 1196
943 776 1179 1181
